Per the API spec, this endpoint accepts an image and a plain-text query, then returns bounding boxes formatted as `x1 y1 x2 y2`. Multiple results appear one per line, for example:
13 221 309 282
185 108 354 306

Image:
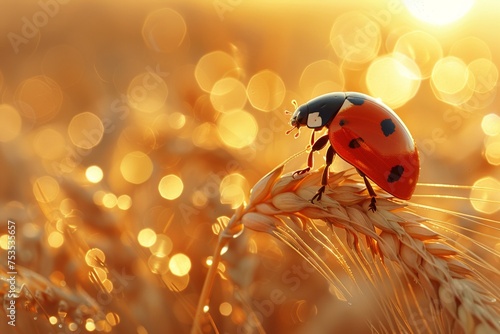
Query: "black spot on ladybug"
346 96 365 105
339 119 346 126
348 137 364 149
380 119 396 137
387 165 404 183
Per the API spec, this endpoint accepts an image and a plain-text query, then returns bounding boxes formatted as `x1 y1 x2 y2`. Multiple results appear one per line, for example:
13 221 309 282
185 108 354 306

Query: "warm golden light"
330 12 381 68
117 194 132 210
299 60 345 99
366 54 420 108
216 110 258 148
246 70 286 112
195 51 239 93
120 151 154 184
403 0 475 25
2 1 500 333
192 122 220 150
86 165 104 183
169 253 191 276
85 319 96 332
210 77 247 113
106 312 120 326
219 302 232 316
393 30 443 79
220 173 249 209
168 112 186 129
48 231 64 248
468 58 498 93
102 193 118 209
0 235 9 250
431 57 473 105
482 114 500 136
138 228 157 247
149 234 173 257
470 177 500 214
127 71 168 113
85 248 106 267
148 254 169 274
68 112 104 149
158 174 184 200
485 136 500 166
15 75 63 123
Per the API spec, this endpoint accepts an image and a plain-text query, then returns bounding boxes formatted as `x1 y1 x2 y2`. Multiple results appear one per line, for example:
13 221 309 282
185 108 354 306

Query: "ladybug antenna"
294 127 301 138
291 99 298 109
285 125 301 138
284 109 292 115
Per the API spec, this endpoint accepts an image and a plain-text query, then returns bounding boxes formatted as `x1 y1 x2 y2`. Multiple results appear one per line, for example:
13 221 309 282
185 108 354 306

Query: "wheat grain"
193 162 500 333
0 265 105 327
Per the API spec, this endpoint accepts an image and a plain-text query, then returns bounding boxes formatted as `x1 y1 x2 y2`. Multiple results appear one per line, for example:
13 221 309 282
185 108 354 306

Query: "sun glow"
403 0 475 25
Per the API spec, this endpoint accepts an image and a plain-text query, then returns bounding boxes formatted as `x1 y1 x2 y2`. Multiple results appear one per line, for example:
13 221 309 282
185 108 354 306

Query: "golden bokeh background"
0 0 499 333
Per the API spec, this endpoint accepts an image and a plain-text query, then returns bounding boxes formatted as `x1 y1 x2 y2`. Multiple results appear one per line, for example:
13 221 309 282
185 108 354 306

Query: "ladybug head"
289 102 309 128
290 93 347 130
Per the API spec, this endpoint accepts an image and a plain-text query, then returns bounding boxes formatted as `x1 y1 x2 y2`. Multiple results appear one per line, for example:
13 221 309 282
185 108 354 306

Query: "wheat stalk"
192 162 500 334
0 264 105 329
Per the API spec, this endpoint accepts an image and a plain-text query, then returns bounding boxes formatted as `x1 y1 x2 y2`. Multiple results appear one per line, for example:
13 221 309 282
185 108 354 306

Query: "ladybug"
288 92 420 211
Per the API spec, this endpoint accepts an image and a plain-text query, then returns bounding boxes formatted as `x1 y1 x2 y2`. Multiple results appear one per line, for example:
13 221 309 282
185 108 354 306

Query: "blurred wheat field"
0 0 499 333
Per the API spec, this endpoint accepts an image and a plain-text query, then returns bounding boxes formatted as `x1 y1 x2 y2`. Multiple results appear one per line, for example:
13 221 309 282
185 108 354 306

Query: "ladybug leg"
293 132 329 177
311 145 335 203
357 169 377 212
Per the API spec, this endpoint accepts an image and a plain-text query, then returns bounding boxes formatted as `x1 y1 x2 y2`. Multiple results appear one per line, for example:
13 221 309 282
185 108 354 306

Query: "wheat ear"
1 265 104 327
192 162 500 333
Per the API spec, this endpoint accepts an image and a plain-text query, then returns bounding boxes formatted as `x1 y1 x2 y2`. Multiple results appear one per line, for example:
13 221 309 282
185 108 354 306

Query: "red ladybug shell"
328 92 419 200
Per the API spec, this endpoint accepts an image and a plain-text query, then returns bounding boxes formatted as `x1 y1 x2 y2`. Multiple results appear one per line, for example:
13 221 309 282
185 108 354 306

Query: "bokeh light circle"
149 234 173 257
220 173 249 209
216 110 258 148
86 166 104 183
127 71 168 113
169 253 191 276
142 8 187 53
15 75 63 123
195 51 239 93
482 114 500 136
330 12 381 69
138 228 157 248
467 58 498 94
366 54 421 108
210 77 247 113
431 57 474 105
299 60 345 99
68 112 104 149
470 177 500 214
246 70 286 112
393 30 443 79
158 174 184 200
120 151 154 184
450 36 492 63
